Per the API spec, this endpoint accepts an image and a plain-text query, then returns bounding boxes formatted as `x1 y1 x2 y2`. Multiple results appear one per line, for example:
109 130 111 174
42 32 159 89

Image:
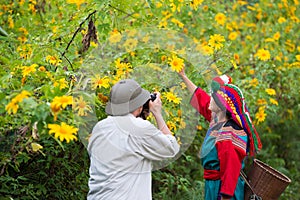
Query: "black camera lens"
150 93 157 101
139 93 157 120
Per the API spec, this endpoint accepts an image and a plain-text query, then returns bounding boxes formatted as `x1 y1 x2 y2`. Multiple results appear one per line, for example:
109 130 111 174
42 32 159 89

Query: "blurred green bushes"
1 0 299 199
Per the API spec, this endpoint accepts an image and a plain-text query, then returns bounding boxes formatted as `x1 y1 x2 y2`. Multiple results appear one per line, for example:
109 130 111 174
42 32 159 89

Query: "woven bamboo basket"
244 159 291 200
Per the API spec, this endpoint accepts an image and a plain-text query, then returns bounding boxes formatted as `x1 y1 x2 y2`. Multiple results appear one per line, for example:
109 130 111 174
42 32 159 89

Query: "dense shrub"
1 0 299 199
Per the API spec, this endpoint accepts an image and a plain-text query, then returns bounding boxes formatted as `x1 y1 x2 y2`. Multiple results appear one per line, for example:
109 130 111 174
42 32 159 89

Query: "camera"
139 93 157 120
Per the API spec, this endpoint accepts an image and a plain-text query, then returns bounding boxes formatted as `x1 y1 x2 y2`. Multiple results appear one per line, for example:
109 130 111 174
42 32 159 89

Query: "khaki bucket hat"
105 79 150 116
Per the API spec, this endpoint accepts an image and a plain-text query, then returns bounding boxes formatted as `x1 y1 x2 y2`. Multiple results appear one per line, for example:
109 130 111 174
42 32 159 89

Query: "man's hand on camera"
149 92 162 116
148 92 172 135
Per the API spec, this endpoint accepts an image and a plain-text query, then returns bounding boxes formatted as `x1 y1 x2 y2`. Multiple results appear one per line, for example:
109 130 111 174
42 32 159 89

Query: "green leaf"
0 26 8 37
52 136 65 151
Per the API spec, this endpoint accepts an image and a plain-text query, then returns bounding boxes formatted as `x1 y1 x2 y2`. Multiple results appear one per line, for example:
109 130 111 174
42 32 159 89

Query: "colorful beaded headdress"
211 75 262 156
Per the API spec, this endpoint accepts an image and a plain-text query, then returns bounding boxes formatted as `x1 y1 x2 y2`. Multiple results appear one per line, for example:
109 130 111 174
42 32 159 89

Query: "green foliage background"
0 0 299 199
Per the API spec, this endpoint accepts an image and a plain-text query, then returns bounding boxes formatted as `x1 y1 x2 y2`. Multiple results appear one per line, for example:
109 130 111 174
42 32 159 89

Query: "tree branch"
108 4 137 19
61 10 97 58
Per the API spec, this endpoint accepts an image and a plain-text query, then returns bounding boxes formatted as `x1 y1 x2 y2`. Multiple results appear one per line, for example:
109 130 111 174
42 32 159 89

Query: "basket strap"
240 170 257 195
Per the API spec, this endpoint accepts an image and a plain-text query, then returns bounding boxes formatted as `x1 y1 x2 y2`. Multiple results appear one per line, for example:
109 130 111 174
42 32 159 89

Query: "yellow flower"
256 98 267 105
17 44 32 59
161 55 167 62
166 44 175 51
246 23 256 28
167 120 177 131
290 16 299 23
237 1 248 6
81 29 87 35
234 53 240 64
91 75 110 90
177 109 182 117
148 63 162 72
156 2 163 8
5 90 30 114
285 40 295 52
179 119 186 129
14 91 31 102
247 5 256 11
256 11 262 20
278 17 286 23
226 21 238 31
52 25 59 34
168 55 184 72
123 38 138 52
19 27 28 35
265 88 276 96
48 122 78 143
67 0 85 9
18 0 25 5
190 0 203 10
5 100 19 114
163 91 182 104
17 35 27 43
255 107 267 124
31 142 43 152
46 55 62 66
50 101 61 121
265 38 275 42
158 20 168 28
29 1 37 13
108 29 122 44
255 49 271 61
228 32 238 41
246 35 252 41
180 82 186 90
208 34 225 50
8 16 14 28
61 96 74 109
171 18 184 28
201 45 214 55
90 41 98 47
130 51 136 57
273 32 280 40
230 60 238 69
248 69 255 75
51 95 73 117
142 35 150 43
177 137 182 145
54 78 68 90
249 78 259 87
170 2 180 13
127 29 137 37
73 96 92 116
39 66 46 71
115 58 132 72
296 55 300 61
97 93 109 103
269 98 278 106
211 64 222 75
197 125 203 130
215 13 227 26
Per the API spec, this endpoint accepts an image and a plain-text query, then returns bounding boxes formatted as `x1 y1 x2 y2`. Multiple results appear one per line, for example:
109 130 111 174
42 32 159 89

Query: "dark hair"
212 92 232 119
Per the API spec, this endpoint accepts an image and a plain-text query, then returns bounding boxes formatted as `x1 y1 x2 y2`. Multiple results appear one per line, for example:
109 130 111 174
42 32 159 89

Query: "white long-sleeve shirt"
87 114 180 200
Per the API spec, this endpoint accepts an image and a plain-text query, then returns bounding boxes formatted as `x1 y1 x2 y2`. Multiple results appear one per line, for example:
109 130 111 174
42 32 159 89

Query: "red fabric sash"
204 169 220 180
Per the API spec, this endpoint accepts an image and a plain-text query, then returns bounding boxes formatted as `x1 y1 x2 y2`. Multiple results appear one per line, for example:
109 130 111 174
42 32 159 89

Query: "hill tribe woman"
178 69 262 200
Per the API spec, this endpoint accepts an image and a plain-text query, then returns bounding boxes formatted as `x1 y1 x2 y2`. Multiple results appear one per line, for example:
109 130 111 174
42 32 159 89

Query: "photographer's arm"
149 93 172 135
153 112 172 135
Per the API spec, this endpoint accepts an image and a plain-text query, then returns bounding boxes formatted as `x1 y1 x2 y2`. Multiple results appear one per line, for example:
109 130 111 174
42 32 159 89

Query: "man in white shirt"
87 79 180 200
